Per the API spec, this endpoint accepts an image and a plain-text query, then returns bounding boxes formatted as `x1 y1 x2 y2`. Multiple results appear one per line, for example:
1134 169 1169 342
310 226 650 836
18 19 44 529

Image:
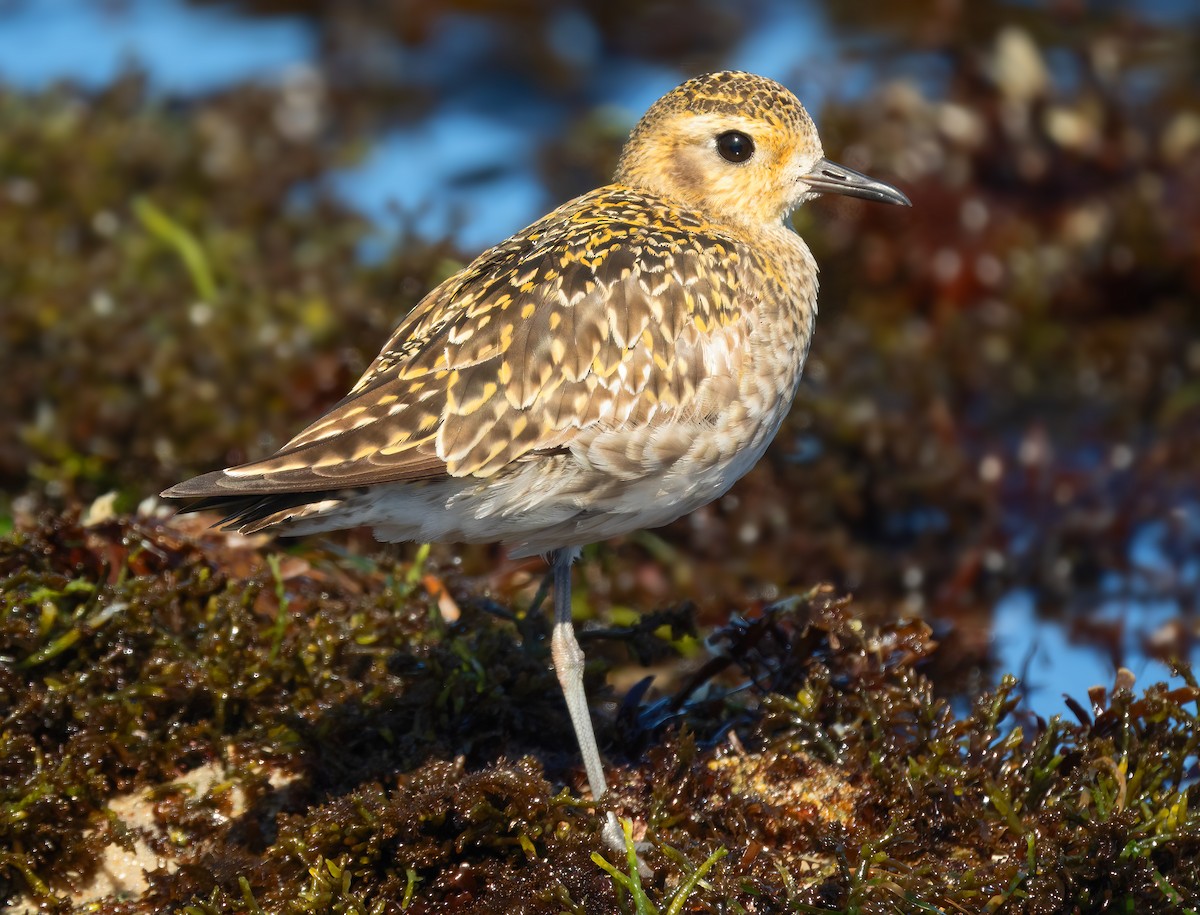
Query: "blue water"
1 0 1194 711
0 0 313 93
993 590 1184 717
330 108 553 252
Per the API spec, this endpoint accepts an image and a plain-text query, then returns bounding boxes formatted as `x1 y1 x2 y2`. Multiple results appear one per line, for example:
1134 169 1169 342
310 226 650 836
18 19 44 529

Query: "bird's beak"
803 157 911 206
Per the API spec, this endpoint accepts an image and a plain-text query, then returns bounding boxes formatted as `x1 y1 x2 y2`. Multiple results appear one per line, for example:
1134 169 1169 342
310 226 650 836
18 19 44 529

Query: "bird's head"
615 70 910 228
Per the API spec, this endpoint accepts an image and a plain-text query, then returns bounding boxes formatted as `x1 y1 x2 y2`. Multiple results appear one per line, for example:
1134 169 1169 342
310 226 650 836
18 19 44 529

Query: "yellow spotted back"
226 187 759 490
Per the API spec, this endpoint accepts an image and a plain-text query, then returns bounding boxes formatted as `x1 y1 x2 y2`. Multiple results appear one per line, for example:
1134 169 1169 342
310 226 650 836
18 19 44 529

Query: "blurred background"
1 0 1197 714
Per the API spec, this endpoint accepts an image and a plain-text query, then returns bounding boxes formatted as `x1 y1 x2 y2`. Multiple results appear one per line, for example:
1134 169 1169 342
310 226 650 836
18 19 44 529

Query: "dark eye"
716 130 754 163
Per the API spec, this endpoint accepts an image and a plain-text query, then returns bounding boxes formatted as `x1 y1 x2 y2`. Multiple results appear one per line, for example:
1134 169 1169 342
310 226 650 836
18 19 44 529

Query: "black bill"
804 157 912 206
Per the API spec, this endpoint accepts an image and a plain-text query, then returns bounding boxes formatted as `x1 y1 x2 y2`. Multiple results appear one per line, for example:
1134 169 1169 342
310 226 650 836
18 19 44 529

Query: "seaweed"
2 515 1197 912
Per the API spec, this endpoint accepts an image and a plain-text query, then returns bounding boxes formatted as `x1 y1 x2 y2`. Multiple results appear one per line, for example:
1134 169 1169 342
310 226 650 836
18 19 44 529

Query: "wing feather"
164 189 754 501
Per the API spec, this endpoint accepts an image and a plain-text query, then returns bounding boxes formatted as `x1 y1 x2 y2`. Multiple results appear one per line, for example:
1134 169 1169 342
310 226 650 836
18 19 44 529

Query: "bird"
162 70 910 853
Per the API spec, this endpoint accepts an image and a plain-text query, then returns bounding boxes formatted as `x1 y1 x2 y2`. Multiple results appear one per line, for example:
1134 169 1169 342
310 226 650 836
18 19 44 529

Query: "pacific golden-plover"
164 70 910 853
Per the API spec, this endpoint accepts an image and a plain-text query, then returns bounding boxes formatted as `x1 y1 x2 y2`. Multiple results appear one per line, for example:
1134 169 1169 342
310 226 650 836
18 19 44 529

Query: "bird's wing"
164 191 755 499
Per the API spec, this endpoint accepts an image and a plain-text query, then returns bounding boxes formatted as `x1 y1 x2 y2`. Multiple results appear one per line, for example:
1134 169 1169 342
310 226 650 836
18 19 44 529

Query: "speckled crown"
626 70 814 142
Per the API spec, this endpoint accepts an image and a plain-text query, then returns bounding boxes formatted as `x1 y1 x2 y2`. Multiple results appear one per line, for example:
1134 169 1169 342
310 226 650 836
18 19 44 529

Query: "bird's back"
164 183 818 552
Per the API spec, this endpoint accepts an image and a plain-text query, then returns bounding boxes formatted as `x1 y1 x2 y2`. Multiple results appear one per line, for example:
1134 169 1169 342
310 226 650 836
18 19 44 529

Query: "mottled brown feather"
165 188 753 501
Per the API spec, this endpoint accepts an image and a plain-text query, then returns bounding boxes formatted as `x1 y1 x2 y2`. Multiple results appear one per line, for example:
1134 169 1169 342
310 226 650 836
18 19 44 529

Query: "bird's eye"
716 130 754 163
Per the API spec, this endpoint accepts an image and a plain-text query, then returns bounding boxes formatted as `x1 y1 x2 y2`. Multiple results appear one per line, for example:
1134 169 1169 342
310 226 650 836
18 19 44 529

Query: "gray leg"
548 547 625 854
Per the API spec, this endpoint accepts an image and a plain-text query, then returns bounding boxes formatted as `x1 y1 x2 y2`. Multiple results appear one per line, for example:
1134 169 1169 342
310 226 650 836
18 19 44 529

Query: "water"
0 0 313 93
993 589 1185 717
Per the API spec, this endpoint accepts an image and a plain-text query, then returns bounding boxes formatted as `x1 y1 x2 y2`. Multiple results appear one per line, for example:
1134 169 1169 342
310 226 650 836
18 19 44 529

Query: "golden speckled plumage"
266 190 761 484
166 71 887 552
165 71 912 552
164 72 909 850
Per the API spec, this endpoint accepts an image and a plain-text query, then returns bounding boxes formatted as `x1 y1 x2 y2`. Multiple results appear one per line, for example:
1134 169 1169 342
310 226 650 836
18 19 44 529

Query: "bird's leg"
549 546 626 855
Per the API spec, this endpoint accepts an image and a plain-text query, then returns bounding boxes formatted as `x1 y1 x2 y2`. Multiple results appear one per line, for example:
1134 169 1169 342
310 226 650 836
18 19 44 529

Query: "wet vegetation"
1 0 1198 911
2 513 1197 912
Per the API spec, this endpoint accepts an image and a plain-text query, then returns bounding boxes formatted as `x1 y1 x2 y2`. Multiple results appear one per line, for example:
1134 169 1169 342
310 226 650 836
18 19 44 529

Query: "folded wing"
163 192 755 507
